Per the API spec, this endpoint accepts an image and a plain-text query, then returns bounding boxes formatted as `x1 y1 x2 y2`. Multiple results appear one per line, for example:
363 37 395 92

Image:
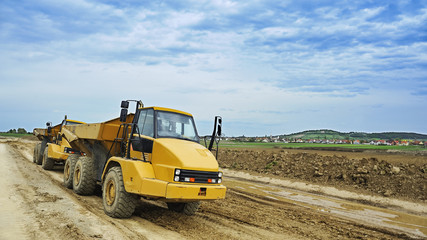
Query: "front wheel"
64 154 79 189
102 166 138 218
167 202 201 215
42 147 55 170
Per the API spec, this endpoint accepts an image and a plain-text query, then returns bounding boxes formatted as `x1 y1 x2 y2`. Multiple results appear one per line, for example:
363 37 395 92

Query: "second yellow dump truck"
33 116 85 171
61 100 226 218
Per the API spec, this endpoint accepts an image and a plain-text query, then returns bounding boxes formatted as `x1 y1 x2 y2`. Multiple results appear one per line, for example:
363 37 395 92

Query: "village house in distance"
226 129 427 147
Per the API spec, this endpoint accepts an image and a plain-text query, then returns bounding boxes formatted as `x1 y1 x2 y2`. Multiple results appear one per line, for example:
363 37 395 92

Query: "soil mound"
218 149 427 201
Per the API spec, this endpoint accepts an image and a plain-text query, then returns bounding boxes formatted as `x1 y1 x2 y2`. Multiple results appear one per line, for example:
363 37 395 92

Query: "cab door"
129 108 155 161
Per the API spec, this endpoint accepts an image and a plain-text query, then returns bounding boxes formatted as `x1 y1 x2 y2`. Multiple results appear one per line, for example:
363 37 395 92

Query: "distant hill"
281 129 427 140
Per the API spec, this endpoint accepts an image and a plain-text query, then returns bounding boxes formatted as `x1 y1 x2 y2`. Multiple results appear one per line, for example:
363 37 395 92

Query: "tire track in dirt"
1 143 92 239
1 140 181 240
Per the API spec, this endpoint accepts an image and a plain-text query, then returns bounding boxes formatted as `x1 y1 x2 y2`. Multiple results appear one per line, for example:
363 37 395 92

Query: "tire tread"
73 156 96 195
103 166 138 218
64 154 79 189
42 147 55 170
167 202 200 215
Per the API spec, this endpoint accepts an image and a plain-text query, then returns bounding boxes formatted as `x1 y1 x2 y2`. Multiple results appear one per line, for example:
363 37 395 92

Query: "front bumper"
165 183 227 200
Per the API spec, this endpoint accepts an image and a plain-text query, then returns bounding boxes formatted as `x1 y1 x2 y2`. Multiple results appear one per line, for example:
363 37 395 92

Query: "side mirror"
46 122 52 133
121 100 129 109
208 116 222 151
120 108 128 122
120 100 130 122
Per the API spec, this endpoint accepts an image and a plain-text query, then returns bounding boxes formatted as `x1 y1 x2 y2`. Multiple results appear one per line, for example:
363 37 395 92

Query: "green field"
281 129 427 141
2 132 425 152
0 133 33 138
220 141 427 151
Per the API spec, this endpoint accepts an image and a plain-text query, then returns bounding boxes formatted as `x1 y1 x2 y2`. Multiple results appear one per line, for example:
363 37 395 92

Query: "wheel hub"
65 162 70 180
74 165 81 186
105 179 116 206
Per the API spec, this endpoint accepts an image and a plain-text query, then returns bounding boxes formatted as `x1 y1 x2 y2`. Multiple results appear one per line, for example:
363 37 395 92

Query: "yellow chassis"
103 157 227 201
46 143 69 161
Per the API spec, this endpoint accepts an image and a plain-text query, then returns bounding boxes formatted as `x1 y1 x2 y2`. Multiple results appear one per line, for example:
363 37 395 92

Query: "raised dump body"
60 101 226 218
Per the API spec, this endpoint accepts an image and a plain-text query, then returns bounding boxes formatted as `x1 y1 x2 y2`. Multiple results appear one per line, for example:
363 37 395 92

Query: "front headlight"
175 169 181 175
218 172 223 178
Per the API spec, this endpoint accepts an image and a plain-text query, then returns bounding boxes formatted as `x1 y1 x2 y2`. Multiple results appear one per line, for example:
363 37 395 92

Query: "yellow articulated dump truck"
60 100 226 218
33 116 85 171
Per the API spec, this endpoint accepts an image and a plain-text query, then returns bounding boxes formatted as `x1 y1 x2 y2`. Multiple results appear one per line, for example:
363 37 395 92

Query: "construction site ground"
0 137 426 240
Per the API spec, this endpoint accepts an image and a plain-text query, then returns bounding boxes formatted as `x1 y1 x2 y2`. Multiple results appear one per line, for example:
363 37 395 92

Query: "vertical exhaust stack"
208 116 222 159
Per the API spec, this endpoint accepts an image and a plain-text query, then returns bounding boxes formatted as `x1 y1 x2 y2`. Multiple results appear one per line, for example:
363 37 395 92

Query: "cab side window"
137 109 154 137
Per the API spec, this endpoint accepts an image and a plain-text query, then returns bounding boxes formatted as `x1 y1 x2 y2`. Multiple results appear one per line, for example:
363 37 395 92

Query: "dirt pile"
218 149 427 201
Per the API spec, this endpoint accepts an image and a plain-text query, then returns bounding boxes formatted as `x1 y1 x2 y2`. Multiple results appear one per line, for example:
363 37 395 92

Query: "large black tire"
64 154 79 189
33 143 41 163
102 166 138 218
167 201 201 215
42 147 55 170
35 143 43 165
73 156 96 195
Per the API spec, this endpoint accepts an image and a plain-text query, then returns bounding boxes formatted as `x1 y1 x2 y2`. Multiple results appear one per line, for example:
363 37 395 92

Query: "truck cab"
101 103 225 217
128 106 223 183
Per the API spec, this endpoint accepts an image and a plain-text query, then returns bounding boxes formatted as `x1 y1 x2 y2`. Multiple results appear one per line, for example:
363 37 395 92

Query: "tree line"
4 128 30 134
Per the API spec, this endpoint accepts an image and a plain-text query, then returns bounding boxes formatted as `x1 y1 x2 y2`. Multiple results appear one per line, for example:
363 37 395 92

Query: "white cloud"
1 0 426 135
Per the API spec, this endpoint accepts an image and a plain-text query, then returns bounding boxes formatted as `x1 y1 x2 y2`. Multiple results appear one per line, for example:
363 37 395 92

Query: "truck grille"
174 169 222 184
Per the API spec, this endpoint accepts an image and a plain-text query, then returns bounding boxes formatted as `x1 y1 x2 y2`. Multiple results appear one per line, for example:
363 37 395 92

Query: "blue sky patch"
0 0 426 136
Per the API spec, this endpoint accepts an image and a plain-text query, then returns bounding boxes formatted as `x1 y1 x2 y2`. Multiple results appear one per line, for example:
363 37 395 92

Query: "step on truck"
60 100 226 218
33 116 85 171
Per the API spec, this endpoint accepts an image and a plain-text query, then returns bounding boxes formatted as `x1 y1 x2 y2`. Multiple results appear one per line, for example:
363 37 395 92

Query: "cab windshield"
136 109 199 142
157 111 199 142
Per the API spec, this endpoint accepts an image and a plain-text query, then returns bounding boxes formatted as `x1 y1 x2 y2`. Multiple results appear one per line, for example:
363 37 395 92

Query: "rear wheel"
73 156 96 195
64 154 79 189
102 166 138 218
167 201 201 215
42 147 55 170
33 143 41 163
35 143 43 165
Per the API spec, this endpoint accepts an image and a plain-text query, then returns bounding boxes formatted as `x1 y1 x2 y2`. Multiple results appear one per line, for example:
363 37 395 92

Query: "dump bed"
62 114 134 157
33 125 61 141
33 128 48 140
33 119 86 141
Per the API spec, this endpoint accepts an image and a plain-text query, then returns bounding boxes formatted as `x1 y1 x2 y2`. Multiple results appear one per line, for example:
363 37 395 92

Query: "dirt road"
0 138 426 239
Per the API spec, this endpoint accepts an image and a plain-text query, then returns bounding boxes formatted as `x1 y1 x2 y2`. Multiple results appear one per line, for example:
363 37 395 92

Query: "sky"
1 0 426 137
